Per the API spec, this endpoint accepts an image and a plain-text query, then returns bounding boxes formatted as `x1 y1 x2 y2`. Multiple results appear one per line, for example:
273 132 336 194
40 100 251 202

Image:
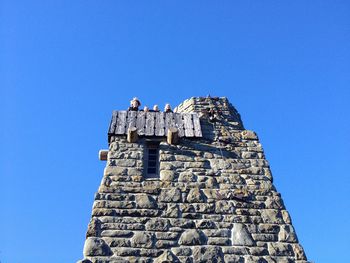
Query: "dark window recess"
145 143 159 178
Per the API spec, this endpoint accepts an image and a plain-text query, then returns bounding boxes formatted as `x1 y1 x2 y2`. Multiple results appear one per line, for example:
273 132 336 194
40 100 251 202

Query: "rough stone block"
101 230 133 238
186 188 206 203
241 130 258 140
293 244 307 260
279 224 298 243
155 240 178 249
159 188 182 203
207 237 231 246
178 172 197 182
108 238 131 247
224 254 244 263
83 237 112 257
135 194 157 209
154 250 180 263
231 223 255 246
163 203 180 218
86 217 102 238
260 209 284 224
171 247 192 257
195 219 217 229
268 243 294 257
156 232 180 240
192 246 224 263
130 232 154 248
160 170 176 181
178 229 207 246
139 248 163 257
145 218 170 231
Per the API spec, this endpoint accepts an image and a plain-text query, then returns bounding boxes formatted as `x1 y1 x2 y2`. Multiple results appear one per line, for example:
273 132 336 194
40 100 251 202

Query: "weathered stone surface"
192 246 224 263
145 218 170 231
293 244 307 260
195 219 217 229
171 247 192 257
179 229 207 246
231 223 255 246
127 168 143 176
154 250 180 263
207 237 231 245
160 170 176 181
114 247 140 256
101 230 133 237
139 249 163 257
224 254 244 263
130 232 153 248
265 195 284 209
203 229 231 237
186 188 206 203
104 166 127 176
83 237 112 257
135 194 157 209
170 218 195 228
259 224 280 234
178 171 197 182
260 209 284 224
215 200 235 214
155 239 178 248
156 232 180 240
268 243 294 257
86 217 101 237
279 224 298 242
249 247 268 256
158 188 182 203
163 203 180 218
108 238 131 247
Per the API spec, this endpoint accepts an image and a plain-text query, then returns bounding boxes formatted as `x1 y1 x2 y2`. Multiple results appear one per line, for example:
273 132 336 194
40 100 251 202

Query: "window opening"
145 142 160 179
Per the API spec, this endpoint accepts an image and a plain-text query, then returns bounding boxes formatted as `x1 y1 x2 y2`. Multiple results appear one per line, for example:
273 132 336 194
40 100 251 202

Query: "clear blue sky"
1 1 349 262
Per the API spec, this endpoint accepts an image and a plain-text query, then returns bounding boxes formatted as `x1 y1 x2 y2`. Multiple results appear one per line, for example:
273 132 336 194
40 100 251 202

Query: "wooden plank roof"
108 111 202 138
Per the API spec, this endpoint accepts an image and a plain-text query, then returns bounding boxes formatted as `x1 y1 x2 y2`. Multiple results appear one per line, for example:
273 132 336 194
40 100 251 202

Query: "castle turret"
78 97 308 263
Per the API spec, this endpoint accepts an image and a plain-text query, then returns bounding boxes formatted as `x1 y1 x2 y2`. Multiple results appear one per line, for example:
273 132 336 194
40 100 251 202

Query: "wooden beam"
192 113 202 137
99 149 108 161
155 112 165 136
174 113 185 137
115 111 127 134
136 111 146 135
127 127 138 143
167 127 179 145
108 111 118 135
183 113 194 137
145 112 155 136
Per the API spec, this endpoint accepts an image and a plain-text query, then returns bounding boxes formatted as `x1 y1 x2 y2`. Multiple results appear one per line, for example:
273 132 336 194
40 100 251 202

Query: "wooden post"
167 127 179 145
127 127 138 143
99 150 108 161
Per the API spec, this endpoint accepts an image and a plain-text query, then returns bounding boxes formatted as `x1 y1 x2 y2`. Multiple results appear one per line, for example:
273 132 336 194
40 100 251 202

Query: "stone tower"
78 97 308 263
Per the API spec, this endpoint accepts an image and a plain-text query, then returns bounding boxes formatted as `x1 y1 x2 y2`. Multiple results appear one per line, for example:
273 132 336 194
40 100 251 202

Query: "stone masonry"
78 97 309 263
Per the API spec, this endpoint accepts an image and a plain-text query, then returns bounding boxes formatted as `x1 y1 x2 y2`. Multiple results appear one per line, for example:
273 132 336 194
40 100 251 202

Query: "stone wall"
78 97 308 263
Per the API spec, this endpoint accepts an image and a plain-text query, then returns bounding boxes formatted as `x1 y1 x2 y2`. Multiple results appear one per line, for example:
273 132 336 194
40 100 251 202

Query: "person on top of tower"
164 103 173 113
152 105 160 112
128 97 141 111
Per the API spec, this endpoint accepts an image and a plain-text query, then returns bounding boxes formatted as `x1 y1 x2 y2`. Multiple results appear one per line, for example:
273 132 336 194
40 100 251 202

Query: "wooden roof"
108 111 202 138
